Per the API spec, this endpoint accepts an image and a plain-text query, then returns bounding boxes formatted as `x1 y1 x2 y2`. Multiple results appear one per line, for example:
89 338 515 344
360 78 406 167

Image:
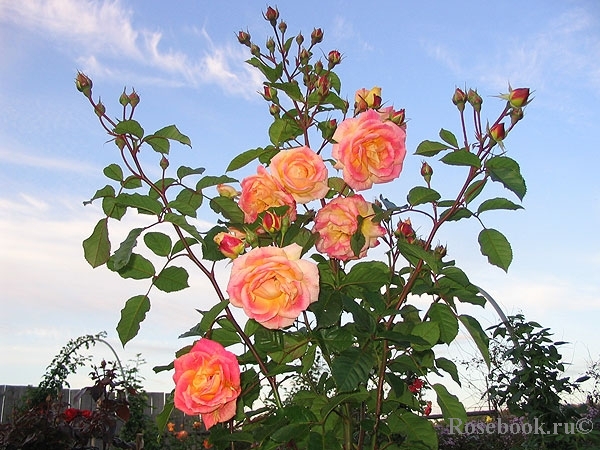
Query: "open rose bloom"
173 339 241 429
332 108 406 191
313 194 386 261
226 243 319 329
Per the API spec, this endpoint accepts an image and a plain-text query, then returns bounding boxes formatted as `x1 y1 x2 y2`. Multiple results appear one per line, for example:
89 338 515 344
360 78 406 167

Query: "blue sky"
0 0 599 409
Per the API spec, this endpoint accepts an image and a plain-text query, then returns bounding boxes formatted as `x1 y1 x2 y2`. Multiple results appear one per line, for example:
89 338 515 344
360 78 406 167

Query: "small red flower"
64 408 79 423
424 401 432 416
80 409 93 419
408 378 425 393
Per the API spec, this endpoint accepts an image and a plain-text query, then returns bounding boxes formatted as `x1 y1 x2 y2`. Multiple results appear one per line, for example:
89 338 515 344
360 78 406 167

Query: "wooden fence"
0 385 181 425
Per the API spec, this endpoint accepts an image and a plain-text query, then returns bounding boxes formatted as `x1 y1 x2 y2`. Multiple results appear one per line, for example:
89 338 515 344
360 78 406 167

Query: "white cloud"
0 146 96 173
0 0 262 97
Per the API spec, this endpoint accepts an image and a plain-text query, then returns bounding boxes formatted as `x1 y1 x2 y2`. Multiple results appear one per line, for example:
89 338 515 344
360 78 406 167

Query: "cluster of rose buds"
395 218 416 244
408 378 425 394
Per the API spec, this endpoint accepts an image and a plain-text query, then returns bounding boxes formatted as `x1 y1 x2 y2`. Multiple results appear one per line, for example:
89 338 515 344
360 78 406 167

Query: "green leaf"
177 166 205 180
396 240 441 273
245 57 283 83
102 197 126 220
116 193 163 215
427 303 459 344
197 300 229 335
194 175 237 190
411 322 440 351
320 390 370 420
485 156 527 200
269 118 303 145
153 124 191 146
163 213 204 241
343 261 389 291
459 314 490 367
114 119 144 139
477 197 524 214
387 411 438 450
439 207 472 222
110 228 143 271
103 164 123 182
414 140 451 157
144 232 172 257
117 295 150 346
478 228 512 271
331 347 375 392
350 220 366 258
435 357 461 385
84 185 115 205
433 383 467 426
114 253 155 280
153 266 189 293
209 196 244 223
171 237 198 256
226 147 262 172
122 175 142 190
169 188 203 217
155 400 174 433
144 135 169 154
440 149 481 168
464 179 487 204
269 81 303 101
83 218 110 268
439 128 459 148
407 186 441 206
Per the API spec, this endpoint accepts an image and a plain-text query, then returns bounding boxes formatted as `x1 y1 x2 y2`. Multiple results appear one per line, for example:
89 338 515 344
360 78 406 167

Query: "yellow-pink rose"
226 243 319 329
173 339 241 430
238 166 297 223
355 87 382 112
313 195 386 261
332 109 406 191
269 146 329 203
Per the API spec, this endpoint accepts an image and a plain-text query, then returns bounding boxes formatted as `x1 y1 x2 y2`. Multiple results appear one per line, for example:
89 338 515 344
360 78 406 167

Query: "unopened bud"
75 72 93 98
489 122 505 142
395 218 416 244
266 37 275 53
467 89 482 112
213 232 245 259
263 85 277 101
452 88 467 112
119 90 130 107
263 6 279 25
296 33 304 46
420 161 433 184
237 30 251 46
216 184 240 198
434 244 447 259
94 100 106 117
327 50 342 69
510 107 524 126
504 86 530 108
250 44 261 57
278 21 287 34
299 48 310 65
128 90 140 108
314 60 324 75
355 87 382 113
310 28 324 46
316 75 330 97
388 108 405 126
262 210 282 234
160 156 169 170
269 104 281 116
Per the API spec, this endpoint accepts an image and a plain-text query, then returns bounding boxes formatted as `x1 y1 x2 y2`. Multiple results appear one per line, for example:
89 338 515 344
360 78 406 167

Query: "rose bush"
78 7 532 449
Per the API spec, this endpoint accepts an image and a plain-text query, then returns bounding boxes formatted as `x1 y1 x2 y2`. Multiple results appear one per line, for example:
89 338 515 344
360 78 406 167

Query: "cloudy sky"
0 0 599 408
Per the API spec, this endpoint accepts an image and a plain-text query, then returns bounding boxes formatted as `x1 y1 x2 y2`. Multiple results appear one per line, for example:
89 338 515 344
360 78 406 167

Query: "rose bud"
489 122 505 142
316 75 330 96
508 87 530 108
467 88 482 112
510 107 524 126
278 21 287 34
119 90 130 106
263 6 279 25
128 90 140 108
420 161 433 184
269 104 281 116
262 210 282 233
263 85 277 101
327 50 342 69
216 184 241 198
213 232 245 259
237 30 251 46
75 72 93 98
452 87 467 112
395 218 416 244
94 100 106 117
311 28 323 45
266 37 275 54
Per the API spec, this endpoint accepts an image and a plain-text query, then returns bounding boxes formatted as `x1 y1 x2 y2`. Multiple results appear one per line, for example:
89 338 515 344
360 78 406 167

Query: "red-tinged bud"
262 210 282 234
395 218 416 243
213 232 245 259
510 107 524 126
250 44 261 57
119 90 130 106
128 90 140 108
314 60 324 75
237 30 251 46
263 6 279 25
278 21 287 34
299 48 310 65
75 72 93 98
296 33 304 46
424 401 432 416
160 156 169 170
434 244 447 259
115 135 126 150
263 85 277 101
490 122 505 142
310 28 323 45
408 378 424 393
420 161 433 184
266 37 275 54
216 184 240 198
467 88 482 112
327 50 342 69
94 100 106 117
355 87 382 113
316 75 330 97
323 118 337 139
508 87 530 108
452 87 467 112
269 103 281 116
389 108 405 126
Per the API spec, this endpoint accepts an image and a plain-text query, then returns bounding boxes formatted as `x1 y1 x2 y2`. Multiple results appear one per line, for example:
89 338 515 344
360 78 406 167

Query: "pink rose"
313 195 386 261
269 146 329 203
173 339 241 430
238 166 296 223
226 243 319 329
332 109 406 191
